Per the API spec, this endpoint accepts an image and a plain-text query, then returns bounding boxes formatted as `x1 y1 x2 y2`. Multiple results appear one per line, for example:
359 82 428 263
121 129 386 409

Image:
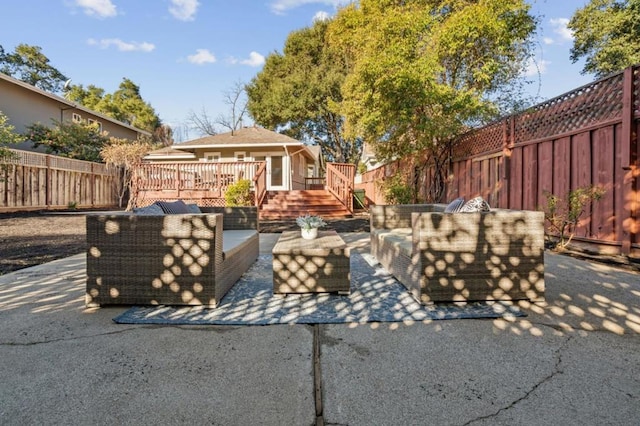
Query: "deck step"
260 190 351 220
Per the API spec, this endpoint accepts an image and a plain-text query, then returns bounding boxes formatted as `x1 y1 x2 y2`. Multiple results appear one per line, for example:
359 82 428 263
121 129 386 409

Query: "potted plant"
296 214 327 240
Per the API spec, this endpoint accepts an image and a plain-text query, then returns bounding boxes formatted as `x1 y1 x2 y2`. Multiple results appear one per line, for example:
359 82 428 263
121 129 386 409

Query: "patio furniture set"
85 199 545 308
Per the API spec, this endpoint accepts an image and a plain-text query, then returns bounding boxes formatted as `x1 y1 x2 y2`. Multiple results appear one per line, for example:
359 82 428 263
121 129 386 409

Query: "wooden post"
619 66 638 254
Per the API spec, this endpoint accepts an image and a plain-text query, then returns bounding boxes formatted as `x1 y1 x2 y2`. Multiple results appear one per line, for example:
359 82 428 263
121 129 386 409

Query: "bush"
542 185 606 250
225 179 253 206
380 174 414 204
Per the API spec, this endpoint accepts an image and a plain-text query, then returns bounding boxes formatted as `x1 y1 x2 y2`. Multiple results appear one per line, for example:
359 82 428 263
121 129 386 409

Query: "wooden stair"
259 190 352 220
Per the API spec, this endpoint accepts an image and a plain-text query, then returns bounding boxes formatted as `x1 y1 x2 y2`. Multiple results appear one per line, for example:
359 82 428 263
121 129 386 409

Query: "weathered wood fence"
358 65 640 257
1 149 120 212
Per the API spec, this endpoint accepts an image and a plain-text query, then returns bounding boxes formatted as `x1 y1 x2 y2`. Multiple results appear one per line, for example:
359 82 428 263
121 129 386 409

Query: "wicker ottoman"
272 230 351 294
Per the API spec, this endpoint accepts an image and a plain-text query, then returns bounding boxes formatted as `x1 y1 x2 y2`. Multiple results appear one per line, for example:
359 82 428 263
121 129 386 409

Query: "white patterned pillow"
133 203 164 215
459 196 491 212
444 197 465 213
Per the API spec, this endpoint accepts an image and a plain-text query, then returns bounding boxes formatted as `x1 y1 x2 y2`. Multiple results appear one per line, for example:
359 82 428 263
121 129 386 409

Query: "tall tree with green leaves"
328 0 536 201
568 0 640 77
66 78 162 133
0 44 68 93
246 19 361 164
25 120 109 162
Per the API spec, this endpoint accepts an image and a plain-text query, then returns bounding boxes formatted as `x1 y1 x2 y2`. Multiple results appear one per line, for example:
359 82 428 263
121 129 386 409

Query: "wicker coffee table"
272 230 351 294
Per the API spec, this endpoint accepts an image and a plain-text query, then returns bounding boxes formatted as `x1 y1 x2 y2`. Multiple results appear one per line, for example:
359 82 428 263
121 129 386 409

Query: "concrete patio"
1 232 639 425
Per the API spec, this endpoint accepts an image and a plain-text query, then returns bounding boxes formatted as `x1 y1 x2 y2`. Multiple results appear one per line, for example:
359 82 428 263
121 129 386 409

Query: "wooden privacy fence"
358 65 640 256
1 149 120 212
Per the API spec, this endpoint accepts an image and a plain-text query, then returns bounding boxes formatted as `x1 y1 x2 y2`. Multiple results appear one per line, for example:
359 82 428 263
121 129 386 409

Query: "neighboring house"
0 72 150 152
144 126 322 191
359 141 380 172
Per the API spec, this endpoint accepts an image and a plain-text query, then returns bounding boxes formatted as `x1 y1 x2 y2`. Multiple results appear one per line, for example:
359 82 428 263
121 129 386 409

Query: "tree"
66 78 162 133
0 111 25 179
328 0 536 201
568 0 640 77
100 137 155 209
25 120 109 162
246 19 362 164
0 44 68 93
187 80 249 136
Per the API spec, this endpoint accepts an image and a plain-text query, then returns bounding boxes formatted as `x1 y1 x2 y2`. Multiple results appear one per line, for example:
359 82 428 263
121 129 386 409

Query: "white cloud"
270 0 351 15
543 37 554 45
169 0 200 21
241 51 265 67
549 18 574 42
524 57 549 77
74 0 117 18
313 11 330 22
87 38 155 52
188 49 216 65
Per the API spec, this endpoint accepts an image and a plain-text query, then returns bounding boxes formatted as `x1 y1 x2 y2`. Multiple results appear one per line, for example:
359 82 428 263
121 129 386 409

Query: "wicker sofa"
370 204 545 304
86 206 259 308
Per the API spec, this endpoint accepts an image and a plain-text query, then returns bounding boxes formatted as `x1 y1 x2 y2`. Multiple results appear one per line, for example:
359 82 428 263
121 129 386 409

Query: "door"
253 152 287 190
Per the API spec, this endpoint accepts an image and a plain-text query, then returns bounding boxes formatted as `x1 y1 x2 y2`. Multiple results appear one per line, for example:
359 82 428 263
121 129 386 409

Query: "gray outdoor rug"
113 253 526 326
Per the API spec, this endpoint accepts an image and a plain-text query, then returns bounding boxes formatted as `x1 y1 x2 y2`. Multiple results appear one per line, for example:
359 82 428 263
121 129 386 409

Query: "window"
235 152 246 162
87 119 102 132
72 113 82 123
204 152 221 162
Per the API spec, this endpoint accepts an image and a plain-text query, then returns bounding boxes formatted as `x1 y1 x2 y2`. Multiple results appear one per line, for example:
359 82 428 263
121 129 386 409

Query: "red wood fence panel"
358 64 640 256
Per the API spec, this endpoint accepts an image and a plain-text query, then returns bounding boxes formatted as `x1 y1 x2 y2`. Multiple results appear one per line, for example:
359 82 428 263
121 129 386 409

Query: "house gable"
0 73 151 152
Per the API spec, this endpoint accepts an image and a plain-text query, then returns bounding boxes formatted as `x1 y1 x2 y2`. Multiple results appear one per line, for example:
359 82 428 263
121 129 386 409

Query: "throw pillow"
444 197 465 213
155 200 191 214
185 203 202 213
133 203 164 215
459 196 491 212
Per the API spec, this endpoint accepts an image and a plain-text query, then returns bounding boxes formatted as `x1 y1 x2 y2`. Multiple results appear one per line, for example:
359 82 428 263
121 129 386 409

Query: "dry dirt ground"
0 211 370 275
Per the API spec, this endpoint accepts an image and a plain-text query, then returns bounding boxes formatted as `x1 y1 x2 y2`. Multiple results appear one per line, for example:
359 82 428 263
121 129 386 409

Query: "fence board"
509 148 523 209
523 144 538 210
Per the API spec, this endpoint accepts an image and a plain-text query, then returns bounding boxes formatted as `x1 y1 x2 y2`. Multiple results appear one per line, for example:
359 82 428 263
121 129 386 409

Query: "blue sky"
1 0 592 141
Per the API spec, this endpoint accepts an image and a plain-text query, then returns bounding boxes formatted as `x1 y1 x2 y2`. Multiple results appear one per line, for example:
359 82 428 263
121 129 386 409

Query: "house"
136 126 355 218
144 126 322 191
0 72 150 151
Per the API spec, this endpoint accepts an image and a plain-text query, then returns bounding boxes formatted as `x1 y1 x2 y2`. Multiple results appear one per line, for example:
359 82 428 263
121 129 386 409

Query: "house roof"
143 146 195 160
177 126 303 148
0 72 151 137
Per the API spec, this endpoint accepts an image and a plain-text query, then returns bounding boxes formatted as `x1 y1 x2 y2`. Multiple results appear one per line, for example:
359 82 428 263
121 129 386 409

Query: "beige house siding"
0 73 149 152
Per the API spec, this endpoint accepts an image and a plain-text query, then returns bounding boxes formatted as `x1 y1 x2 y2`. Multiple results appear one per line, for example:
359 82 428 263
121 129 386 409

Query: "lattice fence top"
452 121 504 159
451 66 635 160
8 149 112 174
513 72 624 142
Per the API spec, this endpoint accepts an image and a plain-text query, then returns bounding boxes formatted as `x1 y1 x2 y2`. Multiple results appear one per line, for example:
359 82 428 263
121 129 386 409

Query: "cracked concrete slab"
1 233 639 425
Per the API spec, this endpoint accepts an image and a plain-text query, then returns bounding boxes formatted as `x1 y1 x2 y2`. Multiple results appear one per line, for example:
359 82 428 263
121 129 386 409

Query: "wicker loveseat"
370 204 545 304
86 206 259 308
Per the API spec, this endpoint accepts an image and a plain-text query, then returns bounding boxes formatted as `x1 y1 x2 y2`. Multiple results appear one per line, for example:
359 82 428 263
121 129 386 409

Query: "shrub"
380 173 414 204
542 185 606 250
225 179 253 206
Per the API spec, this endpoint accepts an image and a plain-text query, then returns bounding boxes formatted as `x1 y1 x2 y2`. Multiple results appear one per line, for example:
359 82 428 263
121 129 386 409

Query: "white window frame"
234 151 246 162
72 113 82 123
204 152 221 162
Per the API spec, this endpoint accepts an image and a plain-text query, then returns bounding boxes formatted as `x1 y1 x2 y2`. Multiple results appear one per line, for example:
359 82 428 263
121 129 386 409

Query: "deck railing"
132 160 356 211
326 162 355 214
133 161 265 206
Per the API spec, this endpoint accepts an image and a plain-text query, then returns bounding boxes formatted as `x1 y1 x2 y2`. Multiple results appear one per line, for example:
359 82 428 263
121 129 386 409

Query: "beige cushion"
223 230 258 259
